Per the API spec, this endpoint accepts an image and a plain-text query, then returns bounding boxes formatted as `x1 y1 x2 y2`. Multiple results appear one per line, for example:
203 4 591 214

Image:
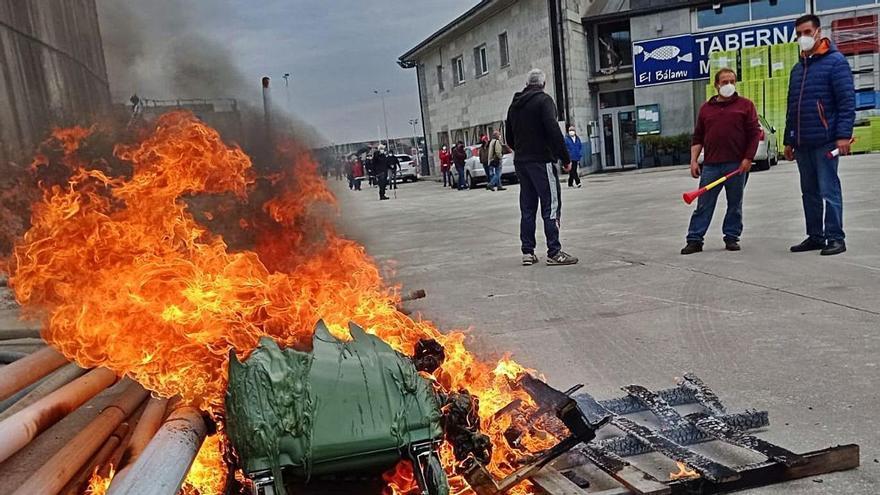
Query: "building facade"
403 0 880 173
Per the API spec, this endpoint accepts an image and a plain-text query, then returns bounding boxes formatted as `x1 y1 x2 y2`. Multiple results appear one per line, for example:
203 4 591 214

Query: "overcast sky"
99 0 476 144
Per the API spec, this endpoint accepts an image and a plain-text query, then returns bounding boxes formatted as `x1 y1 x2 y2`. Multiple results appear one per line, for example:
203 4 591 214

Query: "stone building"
402 0 880 173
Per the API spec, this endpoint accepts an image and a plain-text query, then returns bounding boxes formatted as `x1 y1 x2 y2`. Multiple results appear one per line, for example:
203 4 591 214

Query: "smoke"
96 0 326 147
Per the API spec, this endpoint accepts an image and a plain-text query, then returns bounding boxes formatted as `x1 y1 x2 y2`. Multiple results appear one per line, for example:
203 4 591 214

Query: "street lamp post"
408 118 420 170
282 73 291 114
373 89 391 150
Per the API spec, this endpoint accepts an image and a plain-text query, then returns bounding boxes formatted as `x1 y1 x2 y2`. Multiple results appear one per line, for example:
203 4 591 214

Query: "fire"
669 461 699 480
85 464 114 495
9 111 556 494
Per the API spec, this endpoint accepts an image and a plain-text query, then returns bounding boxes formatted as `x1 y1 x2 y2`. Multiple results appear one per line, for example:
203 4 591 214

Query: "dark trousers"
455 163 466 189
796 145 845 242
686 162 748 243
377 171 388 199
568 160 581 186
516 161 562 257
442 169 452 187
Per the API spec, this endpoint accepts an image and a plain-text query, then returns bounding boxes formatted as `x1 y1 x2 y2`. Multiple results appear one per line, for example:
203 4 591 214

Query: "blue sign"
633 20 798 87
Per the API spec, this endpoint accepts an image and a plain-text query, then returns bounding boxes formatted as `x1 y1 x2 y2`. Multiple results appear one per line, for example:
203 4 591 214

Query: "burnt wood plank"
531 469 589 495
583 387 698 416
574 394 740 483
680 373 726 415
689 413 807 467
667 444 860 494
622 385 688 428
578 446 671 495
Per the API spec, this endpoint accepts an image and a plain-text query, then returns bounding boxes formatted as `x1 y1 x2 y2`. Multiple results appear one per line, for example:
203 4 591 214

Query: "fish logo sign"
636 44 693 63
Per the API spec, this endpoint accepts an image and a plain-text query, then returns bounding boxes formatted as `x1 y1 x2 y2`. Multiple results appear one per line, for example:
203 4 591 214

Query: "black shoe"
725 240 741 251
497 186 506 191
820 240 846 256
790 238 826 252
380 196 390 200
681 242 703 255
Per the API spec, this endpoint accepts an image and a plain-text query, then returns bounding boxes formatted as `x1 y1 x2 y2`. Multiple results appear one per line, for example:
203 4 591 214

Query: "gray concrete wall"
0 0 110 165
630 7 696 137
413 0 558 172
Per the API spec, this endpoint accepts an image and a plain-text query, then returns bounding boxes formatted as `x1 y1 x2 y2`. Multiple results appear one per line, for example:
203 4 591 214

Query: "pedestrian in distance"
347 156 356 190
372 144 392 200
439 145 453 188
487 130 506 191
352 157 364 191
784 14 855 256
478 135 491 189
682 68 760 255
565 126 583 188
452 141 468 190
506 68 578 266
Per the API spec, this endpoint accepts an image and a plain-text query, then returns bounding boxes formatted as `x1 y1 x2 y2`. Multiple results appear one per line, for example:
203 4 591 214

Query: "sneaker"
522 253 539 266
790 238 826 252
725 240 741 251
820 240 846 256
681 242 703 255
497 186 507 191
577 183 583 188
546 251 579 266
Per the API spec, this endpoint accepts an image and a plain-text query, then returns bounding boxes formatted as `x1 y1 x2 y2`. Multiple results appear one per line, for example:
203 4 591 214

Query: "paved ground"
336 156 879 493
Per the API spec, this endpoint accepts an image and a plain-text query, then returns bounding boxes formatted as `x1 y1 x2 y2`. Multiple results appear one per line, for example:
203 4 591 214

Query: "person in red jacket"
682 68 760 255
351 157 364 191
438 145 453 188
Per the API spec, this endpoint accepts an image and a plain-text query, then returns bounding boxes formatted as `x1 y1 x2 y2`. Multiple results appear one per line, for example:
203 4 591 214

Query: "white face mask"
569 131 576 137
799 34 817 52
719 83 736 98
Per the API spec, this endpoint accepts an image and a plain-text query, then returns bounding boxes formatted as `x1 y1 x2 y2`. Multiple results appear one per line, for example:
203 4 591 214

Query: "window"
598 90 635 109
596 21 633 72
436 65 444 92
816 0 876 11
499 32 510 67
474 45 488 76
452 56 465 85
697 0 806 29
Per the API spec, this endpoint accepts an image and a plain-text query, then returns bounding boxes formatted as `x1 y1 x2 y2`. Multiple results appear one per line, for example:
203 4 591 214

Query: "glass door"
617 110 638 167
600 113 617 169
599 107 638 169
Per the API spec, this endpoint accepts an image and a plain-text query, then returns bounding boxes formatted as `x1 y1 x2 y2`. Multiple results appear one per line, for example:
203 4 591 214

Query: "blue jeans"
455 164 466 189
516 161 562 257
487 161 502 188
442 169 452 187
686 162 748 243
796 145 845 242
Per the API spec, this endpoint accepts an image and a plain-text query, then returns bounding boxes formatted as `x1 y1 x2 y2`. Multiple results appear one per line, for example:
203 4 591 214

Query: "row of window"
696 0 879 30
437 32 510 92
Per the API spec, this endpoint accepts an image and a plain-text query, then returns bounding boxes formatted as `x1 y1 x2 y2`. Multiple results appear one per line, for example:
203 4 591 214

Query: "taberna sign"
633 20 798 87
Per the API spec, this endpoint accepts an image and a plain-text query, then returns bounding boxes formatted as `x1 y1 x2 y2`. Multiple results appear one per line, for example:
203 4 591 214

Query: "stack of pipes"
0 345 211 495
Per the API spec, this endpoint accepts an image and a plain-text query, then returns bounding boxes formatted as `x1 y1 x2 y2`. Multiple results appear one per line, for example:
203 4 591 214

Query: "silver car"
698 115 779 170
461 144 517 189
393 154 419 182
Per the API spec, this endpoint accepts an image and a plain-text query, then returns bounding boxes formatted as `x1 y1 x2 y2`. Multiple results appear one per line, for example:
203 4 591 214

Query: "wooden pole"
0 346 69 401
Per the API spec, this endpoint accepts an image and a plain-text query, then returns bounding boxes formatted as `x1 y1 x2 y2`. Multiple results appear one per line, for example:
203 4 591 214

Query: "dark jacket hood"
510 85 546 109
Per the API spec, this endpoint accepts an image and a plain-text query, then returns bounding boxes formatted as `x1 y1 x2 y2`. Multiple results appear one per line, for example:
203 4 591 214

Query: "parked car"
698 115 779 170
461 144 517 189
393 154 419 182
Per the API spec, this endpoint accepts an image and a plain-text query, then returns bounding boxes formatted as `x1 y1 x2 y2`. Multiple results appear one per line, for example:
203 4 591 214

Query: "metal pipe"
0 363 87 421
0 367 117 464
107 406 208 495
12 380 147 495
0 346 69 401
111 397 168 484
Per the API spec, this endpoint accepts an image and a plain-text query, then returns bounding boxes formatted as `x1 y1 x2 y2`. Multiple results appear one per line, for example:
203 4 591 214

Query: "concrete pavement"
337 156 879 493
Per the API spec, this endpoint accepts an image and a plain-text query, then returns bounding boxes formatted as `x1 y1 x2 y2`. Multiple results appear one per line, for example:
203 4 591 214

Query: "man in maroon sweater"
682 68 761 255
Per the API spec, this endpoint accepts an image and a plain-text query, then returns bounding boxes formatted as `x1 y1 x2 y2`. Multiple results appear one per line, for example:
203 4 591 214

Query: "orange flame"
10 112 555 494
85 464 115 495
669 461 699 480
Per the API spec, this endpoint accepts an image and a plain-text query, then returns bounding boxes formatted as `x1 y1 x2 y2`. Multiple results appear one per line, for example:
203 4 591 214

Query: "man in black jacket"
506 69 578 266
372 144 393 200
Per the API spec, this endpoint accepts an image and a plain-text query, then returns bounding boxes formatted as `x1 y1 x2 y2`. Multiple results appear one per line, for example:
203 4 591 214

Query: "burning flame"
9 112 555 494
669 461 699 481
85 464 115 495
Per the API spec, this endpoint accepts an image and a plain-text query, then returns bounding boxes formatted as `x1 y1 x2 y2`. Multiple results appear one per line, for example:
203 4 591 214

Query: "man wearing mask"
439 145 452 188
478 135 491 189
372 144 391 200
487 130 506 192
451 141 468 190
506 69 577 266
784 14 855 256
682 68 760 255
565 126 583 188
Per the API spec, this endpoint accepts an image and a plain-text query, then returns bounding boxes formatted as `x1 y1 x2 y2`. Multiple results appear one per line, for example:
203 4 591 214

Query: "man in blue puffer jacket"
784 14 855 256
